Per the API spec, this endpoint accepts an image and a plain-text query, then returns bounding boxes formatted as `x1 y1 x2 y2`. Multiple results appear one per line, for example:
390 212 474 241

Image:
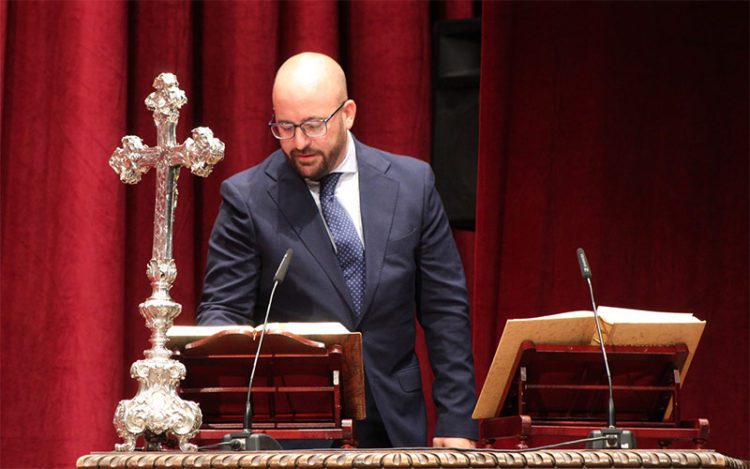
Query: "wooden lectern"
479 341 709 448
167 324 365 447
474 307 708 449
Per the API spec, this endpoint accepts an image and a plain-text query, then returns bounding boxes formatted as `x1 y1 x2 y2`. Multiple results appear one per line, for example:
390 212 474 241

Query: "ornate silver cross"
109 73 224 452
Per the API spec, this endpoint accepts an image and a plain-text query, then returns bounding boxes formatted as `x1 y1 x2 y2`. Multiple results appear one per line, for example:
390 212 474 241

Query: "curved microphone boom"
225 249 293 451
576 248 636 449
243 248 293 431
576 248 614 428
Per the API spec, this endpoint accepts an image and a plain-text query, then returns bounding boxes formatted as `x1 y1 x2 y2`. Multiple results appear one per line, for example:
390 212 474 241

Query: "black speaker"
432 18 481 230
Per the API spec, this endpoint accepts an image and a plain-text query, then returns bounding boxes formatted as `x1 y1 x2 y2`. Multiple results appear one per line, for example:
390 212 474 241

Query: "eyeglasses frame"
268 100 348 140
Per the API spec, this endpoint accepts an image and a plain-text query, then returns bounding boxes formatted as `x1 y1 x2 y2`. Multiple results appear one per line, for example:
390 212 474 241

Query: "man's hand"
432 437 476 448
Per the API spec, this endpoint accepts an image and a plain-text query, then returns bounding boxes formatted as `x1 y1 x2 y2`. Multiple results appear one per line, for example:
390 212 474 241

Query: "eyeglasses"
268 101 347 140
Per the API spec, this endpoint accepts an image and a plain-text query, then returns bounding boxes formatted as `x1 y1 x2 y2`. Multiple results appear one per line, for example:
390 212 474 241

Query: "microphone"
576 247 592 279
224 249 293 451
273 248 293 283
576 248 636 449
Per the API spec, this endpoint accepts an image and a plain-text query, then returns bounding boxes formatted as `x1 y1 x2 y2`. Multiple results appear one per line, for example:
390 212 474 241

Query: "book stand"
173 329 365 447
480 341 709 449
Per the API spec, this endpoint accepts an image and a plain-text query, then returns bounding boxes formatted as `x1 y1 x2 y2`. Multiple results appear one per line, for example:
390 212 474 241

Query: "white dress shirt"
305 131 364 247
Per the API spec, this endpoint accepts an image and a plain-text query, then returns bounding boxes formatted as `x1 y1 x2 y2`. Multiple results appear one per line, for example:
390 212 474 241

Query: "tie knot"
320 172 342 199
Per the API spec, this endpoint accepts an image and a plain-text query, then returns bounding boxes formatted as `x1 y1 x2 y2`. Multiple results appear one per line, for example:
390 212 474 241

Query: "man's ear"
343 99 357 130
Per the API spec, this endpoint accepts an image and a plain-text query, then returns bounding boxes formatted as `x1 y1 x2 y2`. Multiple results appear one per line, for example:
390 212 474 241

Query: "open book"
166 321 366 421
472 306 705 419
167 322 350 349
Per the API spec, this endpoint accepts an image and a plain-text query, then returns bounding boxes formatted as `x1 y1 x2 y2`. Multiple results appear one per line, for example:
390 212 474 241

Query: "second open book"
473 306 705 419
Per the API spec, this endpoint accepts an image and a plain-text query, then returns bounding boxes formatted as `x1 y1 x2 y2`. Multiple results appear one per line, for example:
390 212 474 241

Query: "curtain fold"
1 2 130 464
473 0 513 388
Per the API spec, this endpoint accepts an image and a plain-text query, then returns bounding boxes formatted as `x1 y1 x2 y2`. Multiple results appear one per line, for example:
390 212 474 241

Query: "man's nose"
293 128 310 150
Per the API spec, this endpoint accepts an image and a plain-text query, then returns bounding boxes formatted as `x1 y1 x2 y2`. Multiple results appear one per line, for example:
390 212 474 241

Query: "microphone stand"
577 248 637 449
223 249 293 451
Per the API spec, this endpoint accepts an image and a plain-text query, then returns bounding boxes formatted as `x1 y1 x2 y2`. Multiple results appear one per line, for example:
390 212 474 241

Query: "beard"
287 148 331 181
285 128 348 181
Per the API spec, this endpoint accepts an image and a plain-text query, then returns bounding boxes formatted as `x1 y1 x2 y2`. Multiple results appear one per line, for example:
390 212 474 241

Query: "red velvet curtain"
475 0 748 455
1 2 747 467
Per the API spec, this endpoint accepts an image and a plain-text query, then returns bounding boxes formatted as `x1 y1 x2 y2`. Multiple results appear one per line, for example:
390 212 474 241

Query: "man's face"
273 98 354 181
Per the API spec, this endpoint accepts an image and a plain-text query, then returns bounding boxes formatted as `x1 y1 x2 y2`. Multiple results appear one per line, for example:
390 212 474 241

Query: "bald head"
270 52 357 181
273 52 348 107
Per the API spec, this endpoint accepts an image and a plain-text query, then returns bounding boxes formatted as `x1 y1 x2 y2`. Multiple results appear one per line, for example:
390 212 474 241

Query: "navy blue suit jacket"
197 138 478 446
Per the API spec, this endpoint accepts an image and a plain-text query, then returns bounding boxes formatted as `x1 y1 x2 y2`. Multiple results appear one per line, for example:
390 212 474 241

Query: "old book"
472 306 705 419
167 321 350 349
167 322 366 420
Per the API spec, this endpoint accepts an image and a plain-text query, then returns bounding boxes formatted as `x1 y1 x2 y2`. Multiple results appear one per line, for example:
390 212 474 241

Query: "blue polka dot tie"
319 173 366 317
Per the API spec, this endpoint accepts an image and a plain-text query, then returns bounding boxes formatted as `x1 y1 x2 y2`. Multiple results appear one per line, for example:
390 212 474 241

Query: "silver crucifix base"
113 295 202 452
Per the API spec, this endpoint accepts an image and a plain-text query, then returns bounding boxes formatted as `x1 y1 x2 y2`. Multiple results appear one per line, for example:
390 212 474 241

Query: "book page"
600 307 705 395
473 314 596 419
599 305 701 324
167 322 351 349
473 306 706 420
269 322 351 335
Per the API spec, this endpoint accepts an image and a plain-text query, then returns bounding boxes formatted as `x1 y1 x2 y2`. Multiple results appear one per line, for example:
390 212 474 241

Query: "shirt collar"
333 131 357 174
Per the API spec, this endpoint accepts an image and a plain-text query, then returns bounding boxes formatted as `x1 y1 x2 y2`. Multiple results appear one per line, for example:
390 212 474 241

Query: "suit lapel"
355 142 398 328
264 154 358 320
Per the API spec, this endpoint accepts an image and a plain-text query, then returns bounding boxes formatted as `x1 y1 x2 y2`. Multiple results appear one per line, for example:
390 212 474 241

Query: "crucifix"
108 73 224 452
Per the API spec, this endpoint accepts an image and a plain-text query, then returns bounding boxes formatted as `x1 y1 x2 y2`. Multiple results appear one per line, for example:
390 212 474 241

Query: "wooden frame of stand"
480 341 709 449
173 329 365 447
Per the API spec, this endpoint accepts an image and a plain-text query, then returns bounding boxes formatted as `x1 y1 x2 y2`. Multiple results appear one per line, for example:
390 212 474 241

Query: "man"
197 52 477 448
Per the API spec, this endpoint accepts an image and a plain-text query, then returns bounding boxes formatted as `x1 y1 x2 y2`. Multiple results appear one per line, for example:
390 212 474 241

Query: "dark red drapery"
474 0 748 454
1 2 747 467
